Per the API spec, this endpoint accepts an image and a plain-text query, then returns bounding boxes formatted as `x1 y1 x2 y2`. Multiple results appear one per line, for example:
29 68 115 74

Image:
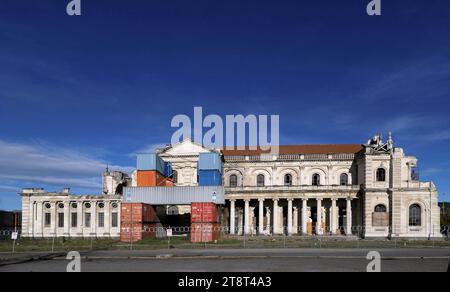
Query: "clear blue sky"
1 0 450 210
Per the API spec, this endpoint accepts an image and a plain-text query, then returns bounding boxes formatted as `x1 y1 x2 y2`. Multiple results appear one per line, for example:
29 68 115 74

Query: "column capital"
229 199 237 202
331 197 338 201
272 198 279 202
243 199 251 202
287 198 294 202
258 198 265 202
316 198 323 202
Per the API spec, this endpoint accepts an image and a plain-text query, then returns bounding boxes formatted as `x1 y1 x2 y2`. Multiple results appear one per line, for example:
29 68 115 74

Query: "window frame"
312 173 321 186
257 174 265 187
374 204 387 213
71 212 78 228
376 168 386 182
284 174 293 186
409 204 422 227
229 174 238 188
340 173 349 186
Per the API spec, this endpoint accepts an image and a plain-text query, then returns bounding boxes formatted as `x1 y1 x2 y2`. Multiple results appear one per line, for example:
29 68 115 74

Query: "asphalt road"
1 248 449 272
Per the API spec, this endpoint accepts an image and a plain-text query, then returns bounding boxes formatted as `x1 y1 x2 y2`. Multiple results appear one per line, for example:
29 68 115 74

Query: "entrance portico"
227 191 357 237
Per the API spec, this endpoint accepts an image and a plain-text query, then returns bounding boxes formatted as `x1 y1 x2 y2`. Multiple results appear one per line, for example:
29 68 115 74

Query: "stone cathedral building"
20 134 442 239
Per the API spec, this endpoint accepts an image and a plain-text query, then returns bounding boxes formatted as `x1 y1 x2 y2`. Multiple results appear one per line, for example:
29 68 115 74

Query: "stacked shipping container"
136 154 174 187
198 153 223 186
191 203 220 243
120 203 160 242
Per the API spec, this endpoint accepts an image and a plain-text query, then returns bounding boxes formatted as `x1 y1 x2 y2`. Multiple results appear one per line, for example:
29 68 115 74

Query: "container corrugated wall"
198 153 223 173
124 186 225 205
137 154 165 174
198 170 222 186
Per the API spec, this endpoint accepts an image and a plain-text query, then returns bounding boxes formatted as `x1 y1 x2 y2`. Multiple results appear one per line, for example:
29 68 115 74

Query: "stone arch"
224 169 244 187
277 168 300 186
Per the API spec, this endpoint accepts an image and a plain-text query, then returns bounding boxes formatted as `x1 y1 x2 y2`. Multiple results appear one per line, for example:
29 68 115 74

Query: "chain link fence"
1 225 449 253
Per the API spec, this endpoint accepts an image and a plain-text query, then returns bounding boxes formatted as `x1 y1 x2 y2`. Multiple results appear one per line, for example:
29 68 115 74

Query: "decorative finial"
106 163 109 172
388 132 394 149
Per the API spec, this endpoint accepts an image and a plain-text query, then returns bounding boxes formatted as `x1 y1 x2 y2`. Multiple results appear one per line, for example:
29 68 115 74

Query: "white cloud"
0 140 133 191
130 143 168 157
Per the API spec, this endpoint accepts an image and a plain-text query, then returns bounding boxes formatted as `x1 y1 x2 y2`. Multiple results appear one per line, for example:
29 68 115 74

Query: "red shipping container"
137 170 168 187
191 203 218 223
121 203 159 223
120 223 157 242
191 223 220 243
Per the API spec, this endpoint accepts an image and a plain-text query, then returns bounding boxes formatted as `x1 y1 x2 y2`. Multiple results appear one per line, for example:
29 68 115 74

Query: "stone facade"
21 188 121 238
20 135 442 239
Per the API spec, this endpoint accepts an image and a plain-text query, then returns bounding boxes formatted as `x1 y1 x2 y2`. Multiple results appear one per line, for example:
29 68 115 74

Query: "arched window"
229 174 238 187
312 173 320 186
257 174 265 187
284 174 293 186
172 170 178 184
409 204 422 226
374 204 387 213
376 168 386 182
340 173 349 186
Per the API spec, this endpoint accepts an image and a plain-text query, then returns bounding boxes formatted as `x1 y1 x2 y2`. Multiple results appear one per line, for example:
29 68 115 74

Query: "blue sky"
1 0 450 210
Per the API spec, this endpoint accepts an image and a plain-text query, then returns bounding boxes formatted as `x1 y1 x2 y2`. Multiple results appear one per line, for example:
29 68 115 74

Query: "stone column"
293 206 299 234
346 198 352 236
331 198 337 235
258 199 264 235
91 201 97 237
238 209 243 235
77 202 83 237
230 200 236 235
105 202 111 237
51 202 56 237
265 207 271 233
273 199 279 235
64 202 70 237
244 199 250 235
287 199 293 235
302 199 308 235
317 198 322 235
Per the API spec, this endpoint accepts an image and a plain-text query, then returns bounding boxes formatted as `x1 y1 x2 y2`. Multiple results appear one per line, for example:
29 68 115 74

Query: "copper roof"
222 144 364 156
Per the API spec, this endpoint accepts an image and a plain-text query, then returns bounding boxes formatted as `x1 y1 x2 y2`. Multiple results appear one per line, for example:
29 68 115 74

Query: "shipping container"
137 170 168 187
164 162 173 178
137 153 165 174
120 222 157 242
190 223 221 243
198 170 222 186
191 203 218 223
124 186 225 205
121 203 159 223
198 153 223 173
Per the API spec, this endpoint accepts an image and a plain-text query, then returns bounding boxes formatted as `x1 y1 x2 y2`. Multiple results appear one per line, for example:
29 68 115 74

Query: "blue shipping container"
198 170 223 186
164 162 173 178
137 154 165 174
198 153 223 173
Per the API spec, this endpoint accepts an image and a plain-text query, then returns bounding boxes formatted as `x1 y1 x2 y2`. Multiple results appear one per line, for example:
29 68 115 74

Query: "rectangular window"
58 213 64 228
44 213 51 227
112 212 118 228
85 213 91 228
98 212 105 228
71 213 77 228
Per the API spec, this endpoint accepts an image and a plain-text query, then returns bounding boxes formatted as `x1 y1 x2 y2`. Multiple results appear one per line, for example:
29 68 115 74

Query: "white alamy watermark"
66 251 81 272
66 0 81 16
171 107 280 155
366 251 381 272
367 0 382 16
65 1 381 17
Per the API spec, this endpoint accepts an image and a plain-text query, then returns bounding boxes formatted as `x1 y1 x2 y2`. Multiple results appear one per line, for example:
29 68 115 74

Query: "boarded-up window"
372 212 389 227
